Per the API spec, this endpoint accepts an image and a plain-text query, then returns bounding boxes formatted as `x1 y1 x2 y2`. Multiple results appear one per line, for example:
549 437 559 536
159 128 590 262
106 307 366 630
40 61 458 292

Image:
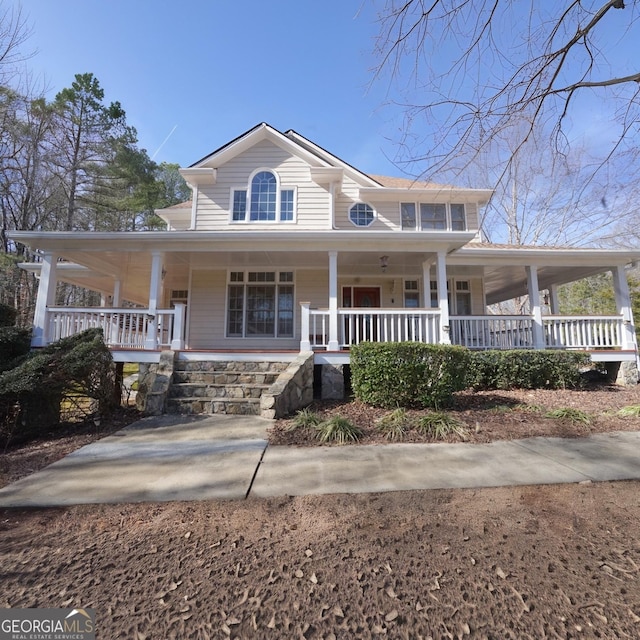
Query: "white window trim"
229 168 297 224
399 202 467 231
348 202 377 228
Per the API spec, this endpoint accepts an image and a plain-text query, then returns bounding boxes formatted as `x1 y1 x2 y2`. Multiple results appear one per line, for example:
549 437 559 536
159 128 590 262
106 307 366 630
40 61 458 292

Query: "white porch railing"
339 309 441 347
543 315 624 349
46 304 186 349
450 315 534 349
303 306 627 352
303 307 441 349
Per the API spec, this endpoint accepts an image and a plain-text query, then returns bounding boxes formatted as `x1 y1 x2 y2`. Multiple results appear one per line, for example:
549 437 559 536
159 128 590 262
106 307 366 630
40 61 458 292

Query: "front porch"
13 231 639 380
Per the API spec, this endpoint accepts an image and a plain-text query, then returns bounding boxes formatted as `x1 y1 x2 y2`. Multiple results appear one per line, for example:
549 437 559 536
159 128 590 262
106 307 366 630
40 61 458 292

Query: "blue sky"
20 0 403 175
15 0 640 187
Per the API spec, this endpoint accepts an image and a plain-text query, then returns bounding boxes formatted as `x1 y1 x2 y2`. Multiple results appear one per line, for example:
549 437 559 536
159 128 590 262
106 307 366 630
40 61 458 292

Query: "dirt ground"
2 383 640 638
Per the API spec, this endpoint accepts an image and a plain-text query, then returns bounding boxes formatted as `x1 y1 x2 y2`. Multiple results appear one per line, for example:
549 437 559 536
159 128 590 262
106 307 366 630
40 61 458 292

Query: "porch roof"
450 244 640 304
11 231 640 307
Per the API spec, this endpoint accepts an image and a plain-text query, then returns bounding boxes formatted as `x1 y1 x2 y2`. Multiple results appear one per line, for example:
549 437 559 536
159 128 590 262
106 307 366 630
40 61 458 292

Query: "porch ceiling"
482 264 621 305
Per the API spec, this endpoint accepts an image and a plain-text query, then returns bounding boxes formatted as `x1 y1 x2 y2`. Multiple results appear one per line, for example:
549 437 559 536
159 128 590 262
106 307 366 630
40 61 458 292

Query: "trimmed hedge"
468 349 590 390
351 342 470 409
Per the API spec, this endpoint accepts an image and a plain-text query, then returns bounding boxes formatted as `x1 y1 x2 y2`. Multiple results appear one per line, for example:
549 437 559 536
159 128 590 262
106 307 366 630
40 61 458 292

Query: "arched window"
349 202 375 227
231 169 296 223
250 171 277 221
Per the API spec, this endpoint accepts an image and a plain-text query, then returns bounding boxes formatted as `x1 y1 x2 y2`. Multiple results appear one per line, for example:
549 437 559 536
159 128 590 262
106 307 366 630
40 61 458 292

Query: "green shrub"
0 302 17 327
351 342 470 409
468 350 589 390
416 412 467 440
0 328 116 446
315 416 362 444
0 326 31 371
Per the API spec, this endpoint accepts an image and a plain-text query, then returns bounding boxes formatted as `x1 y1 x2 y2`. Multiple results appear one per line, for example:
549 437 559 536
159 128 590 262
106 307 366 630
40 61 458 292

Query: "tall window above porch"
231 170 296 222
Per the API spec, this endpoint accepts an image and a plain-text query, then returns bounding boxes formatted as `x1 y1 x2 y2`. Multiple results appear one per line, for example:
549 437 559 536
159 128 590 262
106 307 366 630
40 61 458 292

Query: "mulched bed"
270 381 640 446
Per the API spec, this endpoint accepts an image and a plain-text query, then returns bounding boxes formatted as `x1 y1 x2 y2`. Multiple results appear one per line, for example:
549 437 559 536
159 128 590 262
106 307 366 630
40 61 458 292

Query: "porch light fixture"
379 255 389 272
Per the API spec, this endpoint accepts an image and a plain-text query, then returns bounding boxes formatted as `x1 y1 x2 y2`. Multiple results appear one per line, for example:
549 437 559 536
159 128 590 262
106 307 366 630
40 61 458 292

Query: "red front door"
349 287 381 343
353 287 380 308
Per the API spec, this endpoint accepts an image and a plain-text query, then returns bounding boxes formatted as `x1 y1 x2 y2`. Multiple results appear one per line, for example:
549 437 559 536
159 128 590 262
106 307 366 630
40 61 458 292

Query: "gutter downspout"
189 184 198 230
329 182 338 229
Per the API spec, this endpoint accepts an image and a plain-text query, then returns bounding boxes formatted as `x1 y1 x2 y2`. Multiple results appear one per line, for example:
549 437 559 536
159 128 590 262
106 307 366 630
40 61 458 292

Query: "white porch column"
526 265 545 349
300 302 311 351
145 251 164 349
328 251 340 350
548 284 560 315
32 252 58 347
170 302 186 350
612 265 636 350
112 279 122 307
435 251 450 344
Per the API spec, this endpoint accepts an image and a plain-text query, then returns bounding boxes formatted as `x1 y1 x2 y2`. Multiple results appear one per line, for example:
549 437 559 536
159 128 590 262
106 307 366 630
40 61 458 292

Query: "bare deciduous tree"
0 2 32 84
374 1 640 180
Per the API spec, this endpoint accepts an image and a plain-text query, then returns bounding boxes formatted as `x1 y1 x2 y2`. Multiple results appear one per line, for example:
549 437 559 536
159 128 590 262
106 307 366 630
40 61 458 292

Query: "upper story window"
401 202 467 231
231 169 295 223
349 202 375 227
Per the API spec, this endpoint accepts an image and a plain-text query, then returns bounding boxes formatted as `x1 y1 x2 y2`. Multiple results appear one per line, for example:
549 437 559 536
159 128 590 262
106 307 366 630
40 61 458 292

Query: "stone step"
172 371 280 385
166 396 260 416
174 360 289 374
168 383 269 399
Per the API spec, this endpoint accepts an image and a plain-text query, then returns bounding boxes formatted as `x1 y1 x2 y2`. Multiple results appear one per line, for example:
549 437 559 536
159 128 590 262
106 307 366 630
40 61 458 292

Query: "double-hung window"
227 271 294 338
231 170 295 223
400 202 467 231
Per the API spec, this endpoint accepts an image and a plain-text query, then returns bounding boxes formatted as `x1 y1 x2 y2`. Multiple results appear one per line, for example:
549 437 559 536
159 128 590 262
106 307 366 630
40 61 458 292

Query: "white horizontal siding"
188 269 226 349
195 140 330 231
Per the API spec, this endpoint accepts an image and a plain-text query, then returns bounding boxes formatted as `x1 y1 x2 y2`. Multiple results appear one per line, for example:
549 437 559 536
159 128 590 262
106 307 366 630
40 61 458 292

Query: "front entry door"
353 287 381 308
352 287 381 343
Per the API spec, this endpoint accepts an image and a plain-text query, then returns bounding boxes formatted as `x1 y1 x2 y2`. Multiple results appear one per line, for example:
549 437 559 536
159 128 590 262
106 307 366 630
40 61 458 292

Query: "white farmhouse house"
11 123 640 415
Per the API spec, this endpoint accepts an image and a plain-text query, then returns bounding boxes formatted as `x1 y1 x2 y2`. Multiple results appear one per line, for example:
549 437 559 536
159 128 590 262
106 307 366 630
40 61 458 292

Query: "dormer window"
231 169 295 223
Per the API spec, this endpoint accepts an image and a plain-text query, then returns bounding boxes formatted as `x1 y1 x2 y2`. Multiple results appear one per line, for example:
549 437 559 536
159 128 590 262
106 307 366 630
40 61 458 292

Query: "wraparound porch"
41 304 637 362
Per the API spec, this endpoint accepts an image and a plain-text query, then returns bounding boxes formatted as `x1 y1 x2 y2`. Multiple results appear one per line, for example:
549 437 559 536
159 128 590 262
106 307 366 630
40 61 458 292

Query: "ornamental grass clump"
617 405 640 417
416 412 467 440
315 416 362 444
545 407 592 425
289 407 322 431
375 408 414 441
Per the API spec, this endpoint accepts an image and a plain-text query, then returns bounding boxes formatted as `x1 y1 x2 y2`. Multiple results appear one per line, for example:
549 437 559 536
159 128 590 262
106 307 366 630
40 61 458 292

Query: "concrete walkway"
1 415 640 507
0 415 271 507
